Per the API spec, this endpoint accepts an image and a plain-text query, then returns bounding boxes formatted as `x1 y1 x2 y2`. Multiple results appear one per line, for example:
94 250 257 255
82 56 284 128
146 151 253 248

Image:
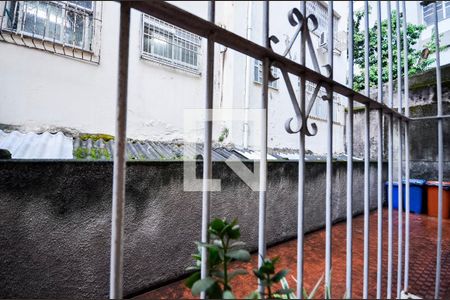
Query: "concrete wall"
351 65 450 180
0 160 383 299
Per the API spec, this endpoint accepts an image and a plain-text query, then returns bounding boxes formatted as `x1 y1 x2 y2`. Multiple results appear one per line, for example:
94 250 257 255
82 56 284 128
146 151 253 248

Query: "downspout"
243 0 252 149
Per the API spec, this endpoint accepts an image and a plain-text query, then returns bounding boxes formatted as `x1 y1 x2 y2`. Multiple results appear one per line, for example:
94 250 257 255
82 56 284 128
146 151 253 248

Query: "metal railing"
109 1 447 299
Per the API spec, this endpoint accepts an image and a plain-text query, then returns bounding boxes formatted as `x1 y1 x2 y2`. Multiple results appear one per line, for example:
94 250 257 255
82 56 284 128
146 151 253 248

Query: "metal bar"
376 1 383 298
109 2 130 299
200 2 215 299
386 2 394 298
363 2 370 298
325 2 334 296
395 2 403 298
124 0 409 121
411 115 450 120
258 0 269 296
346 1 354 298
433 1 444 297
402 0 410 293
297 1 306 298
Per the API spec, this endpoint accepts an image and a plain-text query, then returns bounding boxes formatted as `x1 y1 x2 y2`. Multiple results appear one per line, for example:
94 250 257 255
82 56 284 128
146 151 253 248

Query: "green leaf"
226 249 251 262
229 241 246 248
191 277 215 296
275 288 294 295
228 268 248 280
211 270 225 279
271 269 288 283
228 224 241 239
223 290 235 299
186 266 200 272
253 269 265 280
208 282 223 299
302 287 309 299
185 271 200 289
308 273 324 299
210 218 225 234
245 290 260 300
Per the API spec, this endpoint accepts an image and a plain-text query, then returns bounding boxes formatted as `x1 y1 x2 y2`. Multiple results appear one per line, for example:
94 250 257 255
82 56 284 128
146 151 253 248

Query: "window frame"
1 1 96 53
253 59 279 90
141 14 202 74
422 1 450 26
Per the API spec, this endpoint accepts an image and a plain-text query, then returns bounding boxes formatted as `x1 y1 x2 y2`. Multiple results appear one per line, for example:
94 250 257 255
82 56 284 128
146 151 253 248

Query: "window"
142 14 201 73
306 1 338 36
423 1 450 26
2 1 95 51
299 80 338 122
253 59 279 89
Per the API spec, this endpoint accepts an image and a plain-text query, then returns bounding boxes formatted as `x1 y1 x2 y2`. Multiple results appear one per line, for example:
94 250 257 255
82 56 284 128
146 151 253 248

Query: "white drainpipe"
243 0 252 149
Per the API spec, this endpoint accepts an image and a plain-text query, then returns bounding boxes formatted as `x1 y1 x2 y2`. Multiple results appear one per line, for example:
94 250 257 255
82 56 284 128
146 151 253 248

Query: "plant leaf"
186 266 200 272
308 273 324 299
226 249 251 262
185 271 201 289
191 277 215 296
271 269 288 283
210 218 225 234
223 290 235 299
228 269 248 280
229 241 246 248
275 288 295 295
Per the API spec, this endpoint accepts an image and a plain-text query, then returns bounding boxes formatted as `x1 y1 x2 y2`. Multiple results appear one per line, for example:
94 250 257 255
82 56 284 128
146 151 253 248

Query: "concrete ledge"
0 160 384 298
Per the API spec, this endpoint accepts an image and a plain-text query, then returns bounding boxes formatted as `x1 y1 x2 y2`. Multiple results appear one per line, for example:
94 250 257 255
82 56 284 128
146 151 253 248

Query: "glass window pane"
67 1 92 10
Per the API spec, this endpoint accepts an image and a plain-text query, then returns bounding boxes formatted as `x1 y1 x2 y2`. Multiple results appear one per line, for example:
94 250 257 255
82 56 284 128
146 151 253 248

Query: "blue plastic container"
385 179 426 213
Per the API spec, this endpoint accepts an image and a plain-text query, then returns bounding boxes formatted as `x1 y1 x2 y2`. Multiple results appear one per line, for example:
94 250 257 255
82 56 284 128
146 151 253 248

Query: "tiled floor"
135 209 450 299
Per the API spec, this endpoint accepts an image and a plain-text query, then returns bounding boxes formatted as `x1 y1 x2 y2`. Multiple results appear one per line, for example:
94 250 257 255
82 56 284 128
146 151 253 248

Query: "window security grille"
141 14 201 73
0 1 101 63
423 1 450 26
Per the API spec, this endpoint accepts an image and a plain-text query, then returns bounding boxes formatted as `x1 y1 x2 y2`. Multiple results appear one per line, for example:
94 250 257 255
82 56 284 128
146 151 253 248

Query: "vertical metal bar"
297 1 306 298
109 2 130 299
402 0 410 293
200 2 215 299
258 0 269 296
386 2 394 298
395 2 403 298
433 2 444 297
325 1 333 296
363 1 370 298
346 1 354 298
376 1 383 298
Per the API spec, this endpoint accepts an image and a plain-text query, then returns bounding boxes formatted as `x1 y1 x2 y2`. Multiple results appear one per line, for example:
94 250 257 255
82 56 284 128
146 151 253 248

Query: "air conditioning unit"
318 31 347 56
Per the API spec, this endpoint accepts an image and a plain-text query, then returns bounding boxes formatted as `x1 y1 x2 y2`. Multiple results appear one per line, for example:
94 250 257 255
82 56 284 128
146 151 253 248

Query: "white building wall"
0 1 349 154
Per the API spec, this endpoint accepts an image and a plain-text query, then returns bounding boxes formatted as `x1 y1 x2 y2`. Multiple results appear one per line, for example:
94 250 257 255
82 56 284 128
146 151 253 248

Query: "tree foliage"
353 8 441 92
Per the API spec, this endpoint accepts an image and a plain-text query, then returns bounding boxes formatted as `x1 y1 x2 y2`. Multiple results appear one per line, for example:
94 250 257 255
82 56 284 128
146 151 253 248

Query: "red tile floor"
135 209 450 299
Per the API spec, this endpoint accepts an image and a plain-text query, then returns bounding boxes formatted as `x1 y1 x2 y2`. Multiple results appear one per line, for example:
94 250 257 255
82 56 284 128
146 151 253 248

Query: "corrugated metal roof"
0 130 73 159
0 130 356 161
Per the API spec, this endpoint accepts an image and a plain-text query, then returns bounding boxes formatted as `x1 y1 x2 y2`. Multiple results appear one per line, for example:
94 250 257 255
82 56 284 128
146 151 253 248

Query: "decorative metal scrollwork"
268 7 334 137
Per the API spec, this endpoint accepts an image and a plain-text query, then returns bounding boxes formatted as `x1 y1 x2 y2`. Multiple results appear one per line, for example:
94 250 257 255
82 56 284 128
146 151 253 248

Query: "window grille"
253 59 278 89
0 1 101 63
141 14 201 73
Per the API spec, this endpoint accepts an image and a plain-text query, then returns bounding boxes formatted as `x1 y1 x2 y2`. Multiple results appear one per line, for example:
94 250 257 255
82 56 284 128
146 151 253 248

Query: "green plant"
253 256 292 299
353 8 447 92
73 147 110 160
185 218 251 298
218 127 229 142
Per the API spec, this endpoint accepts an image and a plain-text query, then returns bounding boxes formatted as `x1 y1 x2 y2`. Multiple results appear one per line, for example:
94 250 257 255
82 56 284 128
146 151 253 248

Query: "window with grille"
253 59 279 89
142 14 201 73
1 1 95 51
423 1 450 26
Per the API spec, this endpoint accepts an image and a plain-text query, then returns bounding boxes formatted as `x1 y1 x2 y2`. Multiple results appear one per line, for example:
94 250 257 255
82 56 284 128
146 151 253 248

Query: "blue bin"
385 179 426 214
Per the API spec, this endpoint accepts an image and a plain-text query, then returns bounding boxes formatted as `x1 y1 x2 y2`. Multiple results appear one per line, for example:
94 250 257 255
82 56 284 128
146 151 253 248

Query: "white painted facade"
0 1 350 154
